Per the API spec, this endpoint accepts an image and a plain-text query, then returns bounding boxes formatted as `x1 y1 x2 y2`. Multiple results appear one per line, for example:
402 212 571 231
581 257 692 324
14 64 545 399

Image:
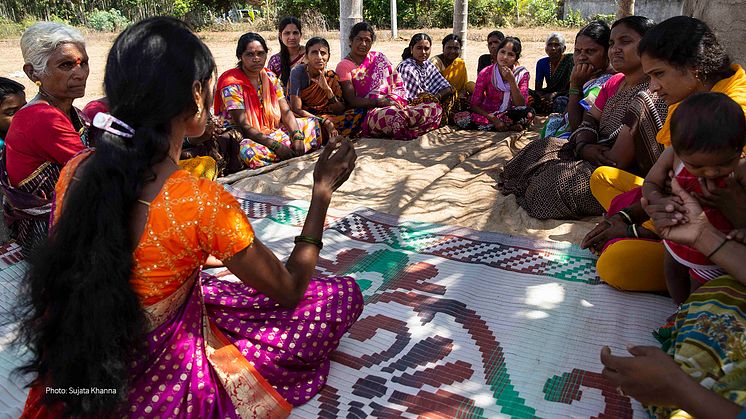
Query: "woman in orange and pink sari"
214 32 321 170
18 17 362 418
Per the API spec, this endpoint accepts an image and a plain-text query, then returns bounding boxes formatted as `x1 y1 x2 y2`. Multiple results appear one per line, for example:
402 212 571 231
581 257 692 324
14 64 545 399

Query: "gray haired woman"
1 21 89 253
530 32 574 114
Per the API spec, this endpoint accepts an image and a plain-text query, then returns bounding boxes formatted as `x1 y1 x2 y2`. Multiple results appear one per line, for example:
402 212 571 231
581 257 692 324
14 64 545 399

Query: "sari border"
17 161 52 188
204 319 292 418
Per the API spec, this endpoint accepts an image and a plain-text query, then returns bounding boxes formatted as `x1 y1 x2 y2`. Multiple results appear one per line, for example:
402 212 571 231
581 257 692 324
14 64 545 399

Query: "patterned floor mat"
224 189 677 418
0 192 676 418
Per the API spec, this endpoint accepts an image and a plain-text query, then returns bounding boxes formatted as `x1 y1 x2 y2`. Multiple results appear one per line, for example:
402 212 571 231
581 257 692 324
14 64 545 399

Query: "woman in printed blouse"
214 32 322 170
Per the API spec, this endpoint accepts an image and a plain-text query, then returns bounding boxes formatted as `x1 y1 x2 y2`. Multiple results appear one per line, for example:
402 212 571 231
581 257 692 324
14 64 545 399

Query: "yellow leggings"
589 167 667 292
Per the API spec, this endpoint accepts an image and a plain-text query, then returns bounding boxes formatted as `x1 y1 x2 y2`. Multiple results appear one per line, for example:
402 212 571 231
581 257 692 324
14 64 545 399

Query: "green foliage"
0 17 23 38
86 9 130 32
467 0 513 28
590 13 616 25
562 9 587 27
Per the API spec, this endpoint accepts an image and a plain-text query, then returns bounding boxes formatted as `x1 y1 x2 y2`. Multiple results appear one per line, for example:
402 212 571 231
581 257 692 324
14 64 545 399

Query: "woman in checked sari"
18 17 362 418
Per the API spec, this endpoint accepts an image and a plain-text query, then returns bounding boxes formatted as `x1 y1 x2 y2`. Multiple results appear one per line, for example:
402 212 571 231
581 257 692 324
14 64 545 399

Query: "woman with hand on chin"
540 20 614 140
288 37 365 140
455 36 533 131
214 32 321 170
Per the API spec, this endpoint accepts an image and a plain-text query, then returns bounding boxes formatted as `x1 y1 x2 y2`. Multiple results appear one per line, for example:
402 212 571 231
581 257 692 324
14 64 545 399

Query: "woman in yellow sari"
288 37 365 139
430 34 474 120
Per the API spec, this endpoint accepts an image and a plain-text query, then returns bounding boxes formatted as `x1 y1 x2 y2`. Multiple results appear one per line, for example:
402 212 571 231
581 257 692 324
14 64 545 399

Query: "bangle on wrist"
626 224 640 238
617 209 633 225
294 235 323 249
568 87 581 96
706 236 729 259
268 140 281 151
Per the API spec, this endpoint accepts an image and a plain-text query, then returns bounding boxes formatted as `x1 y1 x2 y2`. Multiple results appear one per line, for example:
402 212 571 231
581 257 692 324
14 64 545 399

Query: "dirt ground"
0 27 579 106
0 25 596 243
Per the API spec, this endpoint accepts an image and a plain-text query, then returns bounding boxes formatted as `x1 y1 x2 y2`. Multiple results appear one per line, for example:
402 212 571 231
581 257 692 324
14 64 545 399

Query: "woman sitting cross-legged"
214 32 321 170
396 33 454 125
454 36 533 132
335 22 442 140
500 16 667 220
17 17 363 418
288 37 365 140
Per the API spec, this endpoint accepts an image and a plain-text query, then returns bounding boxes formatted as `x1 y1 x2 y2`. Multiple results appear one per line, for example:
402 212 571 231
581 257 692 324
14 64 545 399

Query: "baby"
642 92 745 304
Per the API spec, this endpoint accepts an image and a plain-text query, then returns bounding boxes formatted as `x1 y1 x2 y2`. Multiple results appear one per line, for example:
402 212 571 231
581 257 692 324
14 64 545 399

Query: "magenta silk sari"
121 272 363 417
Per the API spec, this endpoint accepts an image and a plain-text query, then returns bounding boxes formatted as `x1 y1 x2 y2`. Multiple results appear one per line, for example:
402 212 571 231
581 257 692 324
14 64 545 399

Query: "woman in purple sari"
17 17 362 418
336 22 442 140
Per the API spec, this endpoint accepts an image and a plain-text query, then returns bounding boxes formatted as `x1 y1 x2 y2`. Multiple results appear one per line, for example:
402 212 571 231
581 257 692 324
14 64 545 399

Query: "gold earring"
35 80 41 87
196 106 202 117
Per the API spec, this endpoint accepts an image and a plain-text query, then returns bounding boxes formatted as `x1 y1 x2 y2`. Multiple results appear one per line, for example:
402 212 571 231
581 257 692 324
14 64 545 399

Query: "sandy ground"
0 27 579 105
0 26 598 244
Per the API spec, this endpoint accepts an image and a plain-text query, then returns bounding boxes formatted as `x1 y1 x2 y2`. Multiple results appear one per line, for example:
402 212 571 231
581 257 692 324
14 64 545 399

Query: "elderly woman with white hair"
0 21 89 253
530 32 574 114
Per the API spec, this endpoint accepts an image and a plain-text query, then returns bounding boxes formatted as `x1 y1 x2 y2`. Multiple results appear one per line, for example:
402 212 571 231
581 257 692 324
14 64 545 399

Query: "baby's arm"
642 147 676 204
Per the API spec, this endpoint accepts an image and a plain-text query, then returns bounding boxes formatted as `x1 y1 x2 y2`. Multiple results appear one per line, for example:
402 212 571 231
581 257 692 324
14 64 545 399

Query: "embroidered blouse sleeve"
197 180 255 260
221 84 245 111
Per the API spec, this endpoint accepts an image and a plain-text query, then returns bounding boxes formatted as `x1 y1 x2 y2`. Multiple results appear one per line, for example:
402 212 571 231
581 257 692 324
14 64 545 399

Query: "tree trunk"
339 0 363 58
390 0 397 39
683 0 746 67
453 0 468 55
617 0 635 18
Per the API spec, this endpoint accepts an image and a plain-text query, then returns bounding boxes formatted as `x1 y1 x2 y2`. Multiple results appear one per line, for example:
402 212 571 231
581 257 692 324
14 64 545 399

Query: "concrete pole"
391 0 398 39
340 0 364 58
453 0 468 56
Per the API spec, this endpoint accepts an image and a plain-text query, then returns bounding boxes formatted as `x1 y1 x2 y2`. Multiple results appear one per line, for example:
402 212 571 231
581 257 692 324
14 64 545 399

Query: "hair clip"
92 112 135 138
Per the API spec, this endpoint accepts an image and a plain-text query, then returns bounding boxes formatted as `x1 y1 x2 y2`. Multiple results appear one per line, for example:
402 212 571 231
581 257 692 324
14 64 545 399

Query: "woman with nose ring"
583 16 746 293
0 22 90 254
214 32 322 170
335 22 443 140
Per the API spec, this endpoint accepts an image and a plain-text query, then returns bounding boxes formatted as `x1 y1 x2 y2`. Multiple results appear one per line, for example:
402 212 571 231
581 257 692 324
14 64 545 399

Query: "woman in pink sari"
18 17 362 418
455 37 534 131
336 22 442 140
